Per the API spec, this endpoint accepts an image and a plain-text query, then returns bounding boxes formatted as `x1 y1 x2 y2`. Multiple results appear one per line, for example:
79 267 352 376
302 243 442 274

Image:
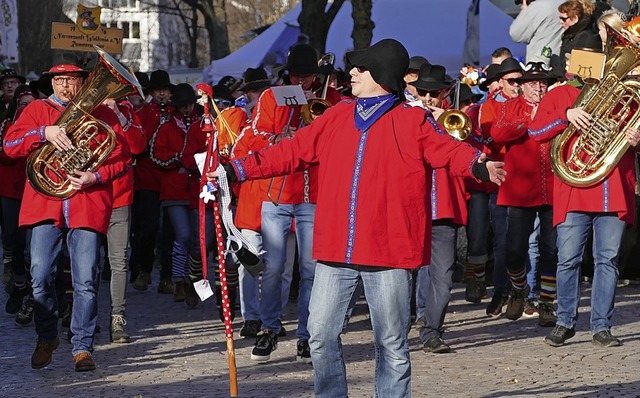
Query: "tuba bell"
437 79 472 141
549 22 640 187
300 53 335 125
26 45 143 199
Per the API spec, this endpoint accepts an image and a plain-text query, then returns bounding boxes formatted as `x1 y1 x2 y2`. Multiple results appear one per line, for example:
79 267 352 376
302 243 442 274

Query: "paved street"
1 271 640 398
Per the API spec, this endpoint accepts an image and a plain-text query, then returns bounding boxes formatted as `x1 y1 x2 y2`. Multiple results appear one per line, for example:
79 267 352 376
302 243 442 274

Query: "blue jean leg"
526 215 540 299
239 229 262 321
467 191 490 264
292 204 316 341
590 214 625 333
30 224 65 340
260 202 293 333
308 263 412 398
67 228 101 356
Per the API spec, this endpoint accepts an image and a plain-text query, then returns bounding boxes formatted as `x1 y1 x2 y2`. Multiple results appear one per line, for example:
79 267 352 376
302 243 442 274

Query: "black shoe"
422 336 451 354
465 278 486 304
15 296 34 325
504 285 530 320
296 339 312 364
240 320 262 338
486 292 509 317
592 330 621 347
278 321 287 337
544 325 576 347
251 330 278 362
5 285 25 314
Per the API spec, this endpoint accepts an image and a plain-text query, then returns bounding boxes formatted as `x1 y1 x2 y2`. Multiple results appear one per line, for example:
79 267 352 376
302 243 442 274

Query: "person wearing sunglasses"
558 1 595 70
3 52 131 373
477 57 523 318
490 62 559 330
209 38 506 398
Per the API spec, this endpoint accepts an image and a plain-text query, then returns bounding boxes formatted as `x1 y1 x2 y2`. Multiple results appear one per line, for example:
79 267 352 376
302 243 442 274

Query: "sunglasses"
503 78 520 86
416 89 442 97
559 16 570 22
214 98 232 107
354 66 368 73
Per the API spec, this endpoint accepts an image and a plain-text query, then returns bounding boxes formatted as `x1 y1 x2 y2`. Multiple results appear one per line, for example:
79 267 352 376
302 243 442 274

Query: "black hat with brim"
495 57 524 79
285 44 319 75
346 38 409 100
479 64 501 92
457 84 484 104
148 70 175 90
409 63 451 92
408 55 429 71
239 67 272 92
0 68 26 84
170 83 197 107
517 62 556 83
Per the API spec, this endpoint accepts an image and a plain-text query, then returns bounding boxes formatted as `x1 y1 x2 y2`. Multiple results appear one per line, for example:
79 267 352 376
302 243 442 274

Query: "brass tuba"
437 79 472 141
26 45 143 198
300 53 335 125
549 22 640 187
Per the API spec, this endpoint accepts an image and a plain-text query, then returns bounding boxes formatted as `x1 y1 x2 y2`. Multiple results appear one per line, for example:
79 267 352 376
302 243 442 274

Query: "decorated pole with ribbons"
196 83 238 397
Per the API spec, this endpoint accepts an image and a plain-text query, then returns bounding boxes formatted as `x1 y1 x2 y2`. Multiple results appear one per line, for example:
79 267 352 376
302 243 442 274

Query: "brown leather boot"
74 352 96 372
31 337 60 369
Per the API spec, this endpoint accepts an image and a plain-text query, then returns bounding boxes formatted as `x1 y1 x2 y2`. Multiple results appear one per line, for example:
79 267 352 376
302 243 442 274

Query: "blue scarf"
49 95 68 108
354 93 399 131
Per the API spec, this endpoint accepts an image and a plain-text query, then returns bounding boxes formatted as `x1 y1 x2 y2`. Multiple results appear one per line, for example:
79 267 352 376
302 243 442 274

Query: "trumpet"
437 79 472 141
300 53 335 125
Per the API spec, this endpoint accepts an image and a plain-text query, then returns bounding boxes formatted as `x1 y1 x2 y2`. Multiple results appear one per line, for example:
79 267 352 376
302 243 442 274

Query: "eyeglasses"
416 88 442 97
523 80 549 88
355 66 368 73
52 76 80 86
559 16 570 22
214 98 232 107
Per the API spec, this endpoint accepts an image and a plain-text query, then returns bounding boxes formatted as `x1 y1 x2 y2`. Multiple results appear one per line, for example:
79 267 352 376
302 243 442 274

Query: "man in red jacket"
211 39 506 398
3 53 130 372
490 62 558 327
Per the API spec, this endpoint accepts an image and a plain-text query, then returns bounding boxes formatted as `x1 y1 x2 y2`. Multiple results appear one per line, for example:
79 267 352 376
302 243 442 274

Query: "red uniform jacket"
250 85 342 205
478 90 508 161
113 101 146 208
231 125 264 231
4 98 130 234
491 95 554 208
529 84 637 225
181 119 209 209
153 110 199 202
0 117 23 199
230 100 481 269
134 102 173 192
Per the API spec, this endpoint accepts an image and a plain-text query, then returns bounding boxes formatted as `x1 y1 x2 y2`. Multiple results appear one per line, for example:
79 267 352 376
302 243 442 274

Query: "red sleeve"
490 98 530 145
528 85 578 143
3 101 50 159
92 105 131 184
118 102 146 155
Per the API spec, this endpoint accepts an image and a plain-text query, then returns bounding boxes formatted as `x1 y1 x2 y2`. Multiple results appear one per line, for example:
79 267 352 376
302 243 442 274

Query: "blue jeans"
308 262 412 398
420 221 457 341
556 212 625 334
467 191 490 264
31 225 101 356
526 216 540 299
260 202 316 340
488 192 510 294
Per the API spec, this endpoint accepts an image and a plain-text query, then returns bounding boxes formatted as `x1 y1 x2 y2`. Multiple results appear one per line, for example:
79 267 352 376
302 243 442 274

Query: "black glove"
223 162 238 182
472 160 491 182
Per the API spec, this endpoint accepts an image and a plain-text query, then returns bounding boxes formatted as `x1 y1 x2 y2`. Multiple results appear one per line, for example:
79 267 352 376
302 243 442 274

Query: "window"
122 22 130 38
132 22 140 39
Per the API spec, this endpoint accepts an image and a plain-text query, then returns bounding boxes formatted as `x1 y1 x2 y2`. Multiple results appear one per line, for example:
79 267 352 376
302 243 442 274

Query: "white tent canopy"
203 0 526 84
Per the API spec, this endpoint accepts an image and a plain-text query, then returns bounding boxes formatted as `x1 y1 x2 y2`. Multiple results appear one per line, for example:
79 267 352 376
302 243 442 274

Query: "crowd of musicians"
2 0 640 396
